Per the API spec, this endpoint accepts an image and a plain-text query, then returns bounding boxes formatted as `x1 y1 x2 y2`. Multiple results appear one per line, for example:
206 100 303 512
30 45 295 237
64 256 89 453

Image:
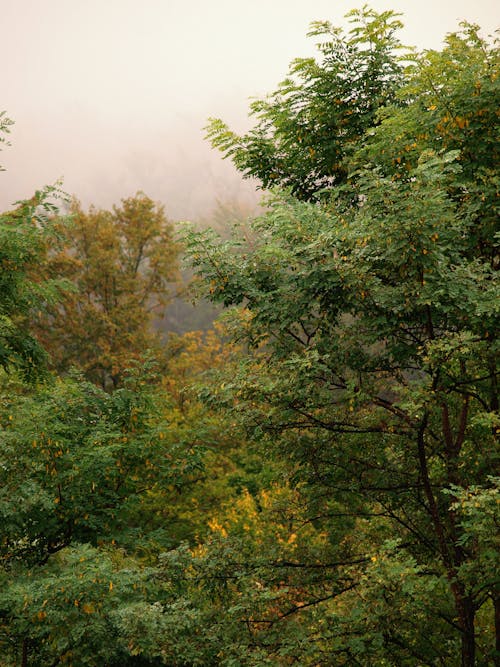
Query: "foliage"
353 22 499 265
34 193 179 389
1 118 208 666
0 365 178 566
139 324 275 549
206 7 409 201
183 15 500 666
0 360 208 665
161 198 261 335
0 186 69 381
0 319 267 664
0 543 155 667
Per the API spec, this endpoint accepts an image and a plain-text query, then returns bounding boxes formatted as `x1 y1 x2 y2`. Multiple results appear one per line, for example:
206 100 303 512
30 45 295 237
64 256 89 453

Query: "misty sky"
2 0 498 220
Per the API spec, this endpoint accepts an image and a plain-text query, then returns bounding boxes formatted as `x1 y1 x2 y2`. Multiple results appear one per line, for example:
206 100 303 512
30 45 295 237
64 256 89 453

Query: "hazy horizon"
2 0 498 220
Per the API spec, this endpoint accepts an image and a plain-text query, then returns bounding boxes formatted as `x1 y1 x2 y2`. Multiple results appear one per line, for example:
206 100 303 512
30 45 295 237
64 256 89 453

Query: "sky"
1 0 498 220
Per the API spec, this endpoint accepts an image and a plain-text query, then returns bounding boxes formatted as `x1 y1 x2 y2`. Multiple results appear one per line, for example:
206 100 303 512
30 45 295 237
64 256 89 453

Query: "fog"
1 0 498 219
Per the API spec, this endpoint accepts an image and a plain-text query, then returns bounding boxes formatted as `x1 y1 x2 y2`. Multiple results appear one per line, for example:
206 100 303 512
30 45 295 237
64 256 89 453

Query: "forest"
0 7 498 666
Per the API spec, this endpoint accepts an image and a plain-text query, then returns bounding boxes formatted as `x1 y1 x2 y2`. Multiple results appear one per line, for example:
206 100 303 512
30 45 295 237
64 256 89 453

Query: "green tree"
183 15 499 666
0 186 68 381
35 193 179 390
206 7 408 201
0 360 209 666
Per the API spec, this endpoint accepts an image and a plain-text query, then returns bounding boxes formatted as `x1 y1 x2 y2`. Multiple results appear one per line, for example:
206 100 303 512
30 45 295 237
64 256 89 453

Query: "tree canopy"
34 193 179 389
206 7 408 201
0 184 68 381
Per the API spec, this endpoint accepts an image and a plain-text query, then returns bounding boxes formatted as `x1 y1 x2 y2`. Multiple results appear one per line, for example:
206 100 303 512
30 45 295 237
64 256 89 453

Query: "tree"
0 113 69 381
183 15 499 666
206 7 408 201
0 357 213 666
35 193 179 390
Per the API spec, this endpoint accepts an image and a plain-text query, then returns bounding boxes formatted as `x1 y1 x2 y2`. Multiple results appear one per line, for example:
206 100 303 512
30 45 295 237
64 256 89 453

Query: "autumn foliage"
35 193 178 389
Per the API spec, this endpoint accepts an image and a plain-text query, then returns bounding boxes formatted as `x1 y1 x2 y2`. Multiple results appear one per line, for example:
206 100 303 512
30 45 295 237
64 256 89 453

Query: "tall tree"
183 16 499 666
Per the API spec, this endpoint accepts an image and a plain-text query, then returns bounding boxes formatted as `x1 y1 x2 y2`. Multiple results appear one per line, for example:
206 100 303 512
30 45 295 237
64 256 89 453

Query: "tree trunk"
21 638 28 667
417 413 477 666
494 592 500 667
455 591 476 667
